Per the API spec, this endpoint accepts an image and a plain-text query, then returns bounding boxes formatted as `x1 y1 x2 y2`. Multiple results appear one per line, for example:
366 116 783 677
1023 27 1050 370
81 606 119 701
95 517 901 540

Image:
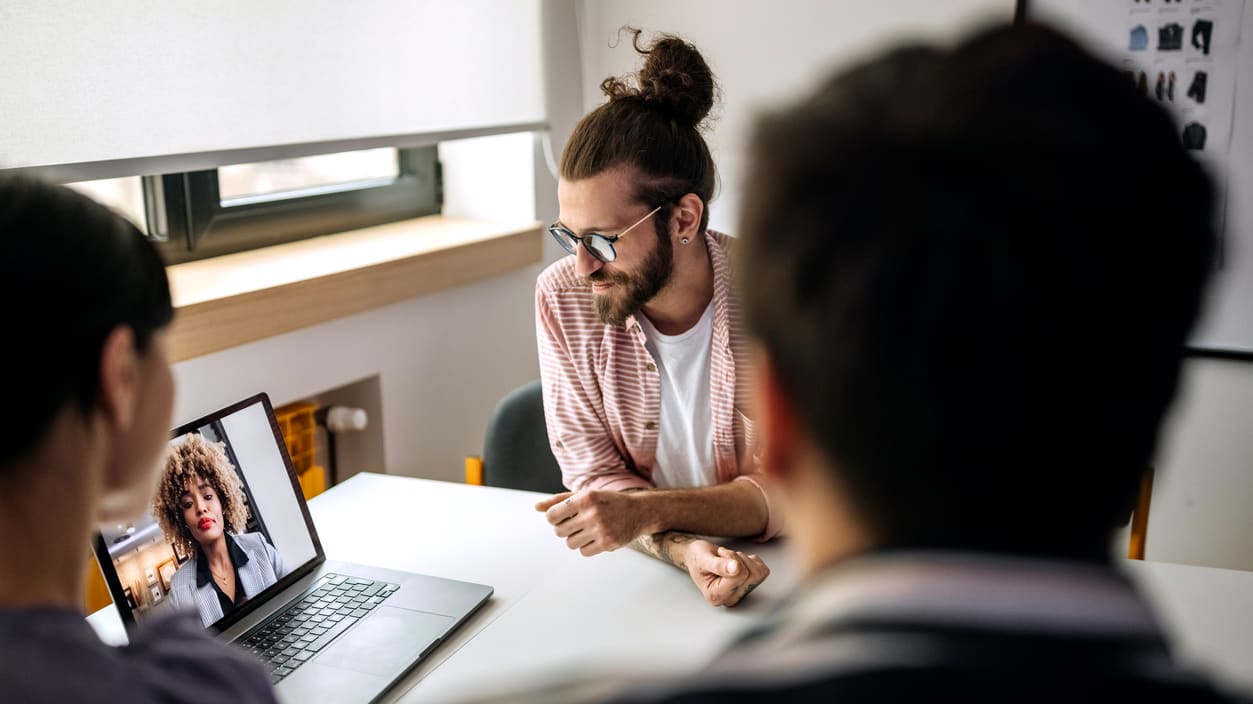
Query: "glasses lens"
587 235 616 262
549 227 579 256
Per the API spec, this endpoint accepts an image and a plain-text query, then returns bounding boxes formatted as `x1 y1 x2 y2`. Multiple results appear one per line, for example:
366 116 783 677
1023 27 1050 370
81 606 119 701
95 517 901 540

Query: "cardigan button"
645 421 657 431
645 362 657 372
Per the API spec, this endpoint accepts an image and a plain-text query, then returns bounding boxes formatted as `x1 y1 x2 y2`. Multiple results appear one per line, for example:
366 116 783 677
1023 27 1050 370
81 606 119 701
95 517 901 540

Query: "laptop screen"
94 394 324 631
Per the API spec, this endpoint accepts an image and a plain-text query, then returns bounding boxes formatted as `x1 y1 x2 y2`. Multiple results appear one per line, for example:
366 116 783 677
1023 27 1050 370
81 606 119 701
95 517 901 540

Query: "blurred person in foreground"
0 177 277 703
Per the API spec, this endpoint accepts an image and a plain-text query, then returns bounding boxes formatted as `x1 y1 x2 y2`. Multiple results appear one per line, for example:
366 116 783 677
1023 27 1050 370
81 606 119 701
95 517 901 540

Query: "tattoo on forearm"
631 531 696 572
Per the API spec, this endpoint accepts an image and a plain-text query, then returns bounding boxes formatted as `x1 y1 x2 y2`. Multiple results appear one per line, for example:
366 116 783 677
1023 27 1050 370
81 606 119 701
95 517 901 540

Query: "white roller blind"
0 1 545 179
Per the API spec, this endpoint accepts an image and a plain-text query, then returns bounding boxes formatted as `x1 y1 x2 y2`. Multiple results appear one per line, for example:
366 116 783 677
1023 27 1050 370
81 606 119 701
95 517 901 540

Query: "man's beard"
589 223 674 326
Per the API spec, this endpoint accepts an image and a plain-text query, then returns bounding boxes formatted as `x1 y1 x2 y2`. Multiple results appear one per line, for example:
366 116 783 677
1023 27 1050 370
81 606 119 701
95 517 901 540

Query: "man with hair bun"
534 29 774 607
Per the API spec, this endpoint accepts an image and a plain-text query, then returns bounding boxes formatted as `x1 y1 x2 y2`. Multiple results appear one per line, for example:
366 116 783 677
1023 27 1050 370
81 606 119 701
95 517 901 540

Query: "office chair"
466 380 566 494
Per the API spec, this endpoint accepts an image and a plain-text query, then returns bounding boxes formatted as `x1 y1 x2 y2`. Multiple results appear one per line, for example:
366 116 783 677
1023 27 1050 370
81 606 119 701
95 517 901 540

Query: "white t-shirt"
637 302 716 489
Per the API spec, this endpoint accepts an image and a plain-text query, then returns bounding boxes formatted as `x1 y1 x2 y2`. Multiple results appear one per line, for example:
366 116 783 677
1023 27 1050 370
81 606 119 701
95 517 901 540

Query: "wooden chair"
1127 467 1155 560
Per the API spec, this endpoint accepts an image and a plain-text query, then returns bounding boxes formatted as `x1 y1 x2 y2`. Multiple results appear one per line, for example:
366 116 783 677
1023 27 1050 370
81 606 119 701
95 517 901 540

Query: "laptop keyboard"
237 573 399 684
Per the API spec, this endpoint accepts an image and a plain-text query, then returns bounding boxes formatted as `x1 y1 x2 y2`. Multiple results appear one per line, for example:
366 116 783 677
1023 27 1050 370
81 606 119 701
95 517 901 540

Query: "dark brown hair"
561 28 718 233
740 25 1215 558
0 177 173 469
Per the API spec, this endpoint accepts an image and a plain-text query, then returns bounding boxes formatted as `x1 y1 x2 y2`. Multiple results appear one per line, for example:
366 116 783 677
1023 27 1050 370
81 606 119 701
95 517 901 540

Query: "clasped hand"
681 539 769 607
535 490 647 556
535 490 769 607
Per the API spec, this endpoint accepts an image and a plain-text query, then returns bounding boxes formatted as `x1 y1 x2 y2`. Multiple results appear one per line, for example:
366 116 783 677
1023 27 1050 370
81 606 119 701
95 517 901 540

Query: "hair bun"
601 28 717 128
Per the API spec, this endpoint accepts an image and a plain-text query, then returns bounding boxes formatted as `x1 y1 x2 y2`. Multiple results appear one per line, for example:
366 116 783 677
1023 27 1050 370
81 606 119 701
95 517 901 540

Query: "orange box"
274 400 317 465
299 465 327 500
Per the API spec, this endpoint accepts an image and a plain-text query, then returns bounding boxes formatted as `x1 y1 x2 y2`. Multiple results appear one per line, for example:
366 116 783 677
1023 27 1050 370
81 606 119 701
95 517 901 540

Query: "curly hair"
153 433 250 558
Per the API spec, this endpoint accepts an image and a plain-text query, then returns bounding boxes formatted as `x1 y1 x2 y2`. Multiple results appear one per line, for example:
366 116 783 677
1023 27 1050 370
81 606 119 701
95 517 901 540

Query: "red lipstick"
198 517 214 531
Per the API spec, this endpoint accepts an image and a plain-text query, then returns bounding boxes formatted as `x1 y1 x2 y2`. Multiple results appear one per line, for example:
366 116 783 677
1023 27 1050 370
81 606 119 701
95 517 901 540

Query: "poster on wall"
1023 0 1253 356
1121 0 1242 155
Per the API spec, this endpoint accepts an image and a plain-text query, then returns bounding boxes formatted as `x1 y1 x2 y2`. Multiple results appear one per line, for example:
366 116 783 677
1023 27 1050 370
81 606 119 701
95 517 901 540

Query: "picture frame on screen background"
158 559 178 592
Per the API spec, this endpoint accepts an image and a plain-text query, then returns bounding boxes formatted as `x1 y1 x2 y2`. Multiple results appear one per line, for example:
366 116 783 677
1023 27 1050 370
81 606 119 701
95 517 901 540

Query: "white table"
1124 559 1253 695
90 473 1253 700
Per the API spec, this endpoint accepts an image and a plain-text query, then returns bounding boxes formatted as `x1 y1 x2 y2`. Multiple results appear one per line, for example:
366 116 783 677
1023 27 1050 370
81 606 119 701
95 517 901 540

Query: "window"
61 147 442 265
153 146 441 264
65 177 148 231
217 148 401 204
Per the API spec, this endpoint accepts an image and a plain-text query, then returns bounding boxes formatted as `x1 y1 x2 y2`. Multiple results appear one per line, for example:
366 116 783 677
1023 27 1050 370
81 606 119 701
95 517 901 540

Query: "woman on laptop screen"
156 433 285 627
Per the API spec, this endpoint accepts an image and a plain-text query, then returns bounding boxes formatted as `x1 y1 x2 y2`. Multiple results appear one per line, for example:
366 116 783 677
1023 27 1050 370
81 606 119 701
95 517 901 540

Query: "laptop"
92 393 493 703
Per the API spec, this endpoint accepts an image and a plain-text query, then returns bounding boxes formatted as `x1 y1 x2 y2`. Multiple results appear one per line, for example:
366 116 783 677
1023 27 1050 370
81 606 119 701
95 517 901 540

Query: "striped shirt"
535 229 780 538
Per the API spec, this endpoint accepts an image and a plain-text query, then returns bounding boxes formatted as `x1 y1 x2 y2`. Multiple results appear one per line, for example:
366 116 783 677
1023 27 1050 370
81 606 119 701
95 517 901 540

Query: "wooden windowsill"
166 215 543 362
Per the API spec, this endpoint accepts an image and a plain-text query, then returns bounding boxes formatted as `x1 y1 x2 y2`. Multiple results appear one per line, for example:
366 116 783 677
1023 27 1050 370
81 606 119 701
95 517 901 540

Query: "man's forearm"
631 530 698 571
635 480 768 538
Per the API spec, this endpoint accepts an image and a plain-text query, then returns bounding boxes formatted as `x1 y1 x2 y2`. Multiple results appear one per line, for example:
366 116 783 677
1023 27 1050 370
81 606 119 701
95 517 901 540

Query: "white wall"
174 264 542 485
220 401 318 572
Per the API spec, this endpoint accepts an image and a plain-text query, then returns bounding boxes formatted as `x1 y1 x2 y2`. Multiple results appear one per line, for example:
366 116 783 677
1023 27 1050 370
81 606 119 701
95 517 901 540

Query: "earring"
680 237 690 245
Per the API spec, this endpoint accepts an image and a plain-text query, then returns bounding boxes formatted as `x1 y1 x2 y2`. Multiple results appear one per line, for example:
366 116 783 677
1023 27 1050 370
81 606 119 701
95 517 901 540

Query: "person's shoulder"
536 257 600 335
608 667 1249 704
127 612 277 702
169 557 198 589
604 668 852 704
0 608 142 701
706 229 734 250
0 608 276 703
705 229 739 276
233 531 272 552
537 256 588 298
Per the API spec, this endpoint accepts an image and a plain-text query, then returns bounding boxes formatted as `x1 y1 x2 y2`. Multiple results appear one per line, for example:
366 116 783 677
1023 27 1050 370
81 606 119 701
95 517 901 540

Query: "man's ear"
98 325 140 433
752 343 800 480
671 193 704 243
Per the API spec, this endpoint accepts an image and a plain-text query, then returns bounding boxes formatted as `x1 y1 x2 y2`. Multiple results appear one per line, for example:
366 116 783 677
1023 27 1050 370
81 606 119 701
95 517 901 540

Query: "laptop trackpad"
317 606 453 677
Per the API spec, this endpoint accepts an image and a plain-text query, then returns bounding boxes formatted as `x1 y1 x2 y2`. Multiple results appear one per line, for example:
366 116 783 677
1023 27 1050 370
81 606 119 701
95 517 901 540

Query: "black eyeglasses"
548 206 661 263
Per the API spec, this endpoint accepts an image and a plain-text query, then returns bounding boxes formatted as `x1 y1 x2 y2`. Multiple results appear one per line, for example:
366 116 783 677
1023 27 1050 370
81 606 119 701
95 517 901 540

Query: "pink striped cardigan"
535 229 781 539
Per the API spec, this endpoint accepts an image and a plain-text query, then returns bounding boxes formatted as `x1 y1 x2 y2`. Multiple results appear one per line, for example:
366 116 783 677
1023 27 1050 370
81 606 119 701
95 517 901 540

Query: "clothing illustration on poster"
1154 71 1178 102
1193 19 1214 55
1130 24 1149 50
1158 22 1184 50
1187 71 1208 103
1182 122 1208 150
